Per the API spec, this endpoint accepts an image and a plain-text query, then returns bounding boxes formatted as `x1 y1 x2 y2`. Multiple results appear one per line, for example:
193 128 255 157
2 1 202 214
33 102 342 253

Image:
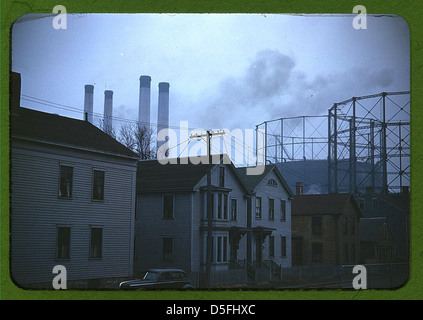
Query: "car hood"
119 279 156 287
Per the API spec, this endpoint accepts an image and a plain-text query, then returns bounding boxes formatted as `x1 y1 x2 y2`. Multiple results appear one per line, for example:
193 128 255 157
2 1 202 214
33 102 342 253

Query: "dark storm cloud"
195 49 397 130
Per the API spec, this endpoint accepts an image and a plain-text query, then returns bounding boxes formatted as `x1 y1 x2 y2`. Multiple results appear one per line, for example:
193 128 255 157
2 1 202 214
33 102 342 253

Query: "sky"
11 13 410 160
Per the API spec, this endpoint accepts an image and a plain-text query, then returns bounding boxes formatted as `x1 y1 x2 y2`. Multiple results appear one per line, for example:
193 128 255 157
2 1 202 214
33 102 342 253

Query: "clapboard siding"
134 192 193 274
252 169 292 267
11 140 137 286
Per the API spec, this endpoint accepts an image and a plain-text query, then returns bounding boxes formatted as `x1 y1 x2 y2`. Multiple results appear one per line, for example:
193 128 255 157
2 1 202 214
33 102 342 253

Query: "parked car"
119 269 194 290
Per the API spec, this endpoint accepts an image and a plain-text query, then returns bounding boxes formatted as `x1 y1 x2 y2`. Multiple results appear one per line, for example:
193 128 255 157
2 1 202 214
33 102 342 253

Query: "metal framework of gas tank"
256 91 410 194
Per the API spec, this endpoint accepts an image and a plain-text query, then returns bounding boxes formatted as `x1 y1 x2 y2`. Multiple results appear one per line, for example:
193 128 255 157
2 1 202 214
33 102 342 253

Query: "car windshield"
143 271 160 281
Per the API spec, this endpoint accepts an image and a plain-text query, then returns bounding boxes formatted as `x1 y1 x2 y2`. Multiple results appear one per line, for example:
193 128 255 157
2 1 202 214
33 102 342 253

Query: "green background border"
1 0 422 300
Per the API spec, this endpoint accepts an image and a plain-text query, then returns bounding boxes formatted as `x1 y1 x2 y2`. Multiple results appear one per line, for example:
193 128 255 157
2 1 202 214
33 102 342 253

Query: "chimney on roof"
10 72 21 113
401 186 409 195
157 82 170 152
84 85 94 123
365 186 374 193
138 75 151 129
103 90 113 134
295 182 303 195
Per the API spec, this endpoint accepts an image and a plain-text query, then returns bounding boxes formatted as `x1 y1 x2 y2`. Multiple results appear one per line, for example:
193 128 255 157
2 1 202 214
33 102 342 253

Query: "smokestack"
103 90 113 134
295 182 304 195
84 85 94 123
138 75 151 129
157 82 170 152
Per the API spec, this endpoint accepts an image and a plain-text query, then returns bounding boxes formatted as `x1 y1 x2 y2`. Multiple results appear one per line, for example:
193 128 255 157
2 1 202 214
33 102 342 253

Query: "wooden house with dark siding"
135 155 258 286
291 193 361 266
235 165 294 269
360 217 395 264
10 74 138 288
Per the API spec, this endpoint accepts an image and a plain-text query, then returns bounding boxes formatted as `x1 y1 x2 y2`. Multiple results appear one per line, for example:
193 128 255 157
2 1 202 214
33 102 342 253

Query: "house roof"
360 217 390 242
361 188 409 212
291 193 360 216
11 107 138 159
136 156 212 193
136 154 250 194
235 164 294 197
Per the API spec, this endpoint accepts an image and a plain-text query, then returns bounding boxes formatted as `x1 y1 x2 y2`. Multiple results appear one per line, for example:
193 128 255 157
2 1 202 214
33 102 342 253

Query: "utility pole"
189 129 225 288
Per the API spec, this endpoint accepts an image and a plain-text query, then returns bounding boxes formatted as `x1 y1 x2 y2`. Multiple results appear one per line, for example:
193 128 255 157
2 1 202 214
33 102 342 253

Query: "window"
216 194 228 220
344 243 349 263
280 200 286 221
268 198 274 220
223 195 228 220
312 243 323 263
255 197 262 219
219 167 225 187
230 198 238 221
351 217 355 235
92 170 105 200
351 243 356 262
312 216 322 235
163 237 173 261
56 227 71 260
59 165 73 198
90 227 103 259
217 194 223 219
216 236 228 263
163 195 174 219
359 199 364 209
344 217 348 235
269 236 275 258
372 198 378 209
267 179 277 186
281 236 287 258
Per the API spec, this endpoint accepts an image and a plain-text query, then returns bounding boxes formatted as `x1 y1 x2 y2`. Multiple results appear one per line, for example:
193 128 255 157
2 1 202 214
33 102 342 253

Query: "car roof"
148 269 186 273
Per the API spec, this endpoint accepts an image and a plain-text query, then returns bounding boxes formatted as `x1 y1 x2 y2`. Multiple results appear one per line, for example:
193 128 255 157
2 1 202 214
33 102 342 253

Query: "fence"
189 263 409 289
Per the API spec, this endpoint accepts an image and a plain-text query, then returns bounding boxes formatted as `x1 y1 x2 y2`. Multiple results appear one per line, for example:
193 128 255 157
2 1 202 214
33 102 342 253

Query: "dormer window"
267 179 277 187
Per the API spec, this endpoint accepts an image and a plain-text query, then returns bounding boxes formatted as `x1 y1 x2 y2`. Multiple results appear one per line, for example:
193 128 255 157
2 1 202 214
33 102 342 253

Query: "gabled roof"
137 156 211 193
11 107 138 159
361 188 409 212
136 154 250 194
291 193 360 216
360 217 394 242
235 164 294 197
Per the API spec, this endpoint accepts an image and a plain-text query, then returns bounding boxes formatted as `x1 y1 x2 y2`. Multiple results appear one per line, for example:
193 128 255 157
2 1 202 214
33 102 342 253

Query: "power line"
20 94 258 161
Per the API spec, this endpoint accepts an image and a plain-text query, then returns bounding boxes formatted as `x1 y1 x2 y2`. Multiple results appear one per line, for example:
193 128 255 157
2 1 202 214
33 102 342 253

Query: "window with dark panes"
56 227 70 259
219 167 225 187
92 170 105 200
372 198 378 209
312 216 322 235
223 194 228 220
312 243 323 263
280 200 286 221
163 195 174 219
268 198 275 220
281 236 287 258
90 227 103 259
231 198 237 220
217 194 223 219
269 236 275 258
59 166 73 198
255 197 262 219
163 237 173 261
